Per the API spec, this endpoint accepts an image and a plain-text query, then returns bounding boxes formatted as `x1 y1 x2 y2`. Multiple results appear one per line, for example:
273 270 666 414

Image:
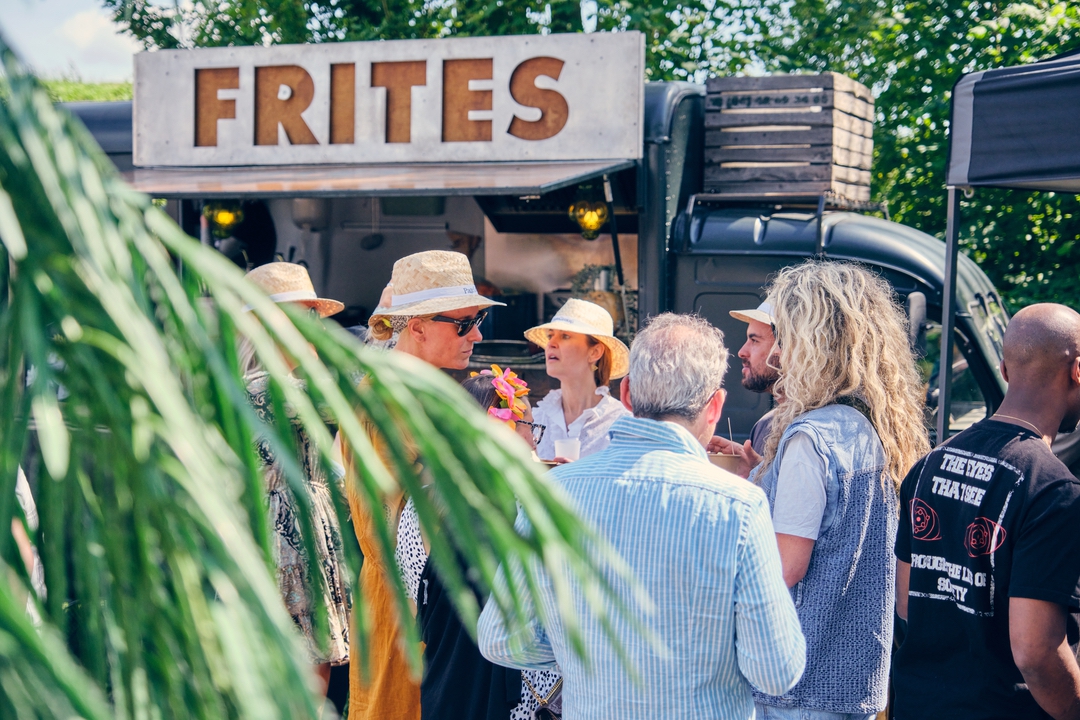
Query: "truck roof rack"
685 191 890 256
686 191 888 218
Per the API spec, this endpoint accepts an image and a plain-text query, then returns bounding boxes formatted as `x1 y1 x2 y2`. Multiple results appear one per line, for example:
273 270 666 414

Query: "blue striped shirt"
478 416 806 719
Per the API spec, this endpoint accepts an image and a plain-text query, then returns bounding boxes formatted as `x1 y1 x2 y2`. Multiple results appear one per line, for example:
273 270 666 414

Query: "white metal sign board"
133 33 644 167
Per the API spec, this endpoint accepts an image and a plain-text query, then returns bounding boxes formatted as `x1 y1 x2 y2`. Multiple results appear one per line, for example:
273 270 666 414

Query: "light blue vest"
751 404 898 714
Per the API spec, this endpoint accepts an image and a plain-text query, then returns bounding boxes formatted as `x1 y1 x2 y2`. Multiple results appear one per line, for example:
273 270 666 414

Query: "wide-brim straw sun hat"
244 262 344 317
371 250 505 317
524 298 630 380
729 300 775 326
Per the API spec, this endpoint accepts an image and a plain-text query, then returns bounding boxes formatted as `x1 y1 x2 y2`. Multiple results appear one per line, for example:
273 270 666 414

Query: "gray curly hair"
628 313 728 421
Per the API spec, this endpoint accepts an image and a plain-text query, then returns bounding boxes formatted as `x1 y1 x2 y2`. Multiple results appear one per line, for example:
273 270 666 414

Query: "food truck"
67 31 1080 472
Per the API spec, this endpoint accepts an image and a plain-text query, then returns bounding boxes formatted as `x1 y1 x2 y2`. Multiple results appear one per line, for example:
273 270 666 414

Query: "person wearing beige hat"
526 298 630 464
238 261 345 375
365 250 504 367
340 250 503 720
240 262 351 694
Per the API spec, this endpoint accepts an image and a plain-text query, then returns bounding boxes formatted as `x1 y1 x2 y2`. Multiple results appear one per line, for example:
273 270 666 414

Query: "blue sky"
2 0 141 81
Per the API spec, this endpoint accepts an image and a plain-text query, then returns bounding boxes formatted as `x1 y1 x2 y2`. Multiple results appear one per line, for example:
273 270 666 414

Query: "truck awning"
123 160 635 199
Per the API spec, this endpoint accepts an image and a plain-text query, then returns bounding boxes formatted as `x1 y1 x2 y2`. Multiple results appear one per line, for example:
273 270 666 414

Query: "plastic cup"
554 438 581 461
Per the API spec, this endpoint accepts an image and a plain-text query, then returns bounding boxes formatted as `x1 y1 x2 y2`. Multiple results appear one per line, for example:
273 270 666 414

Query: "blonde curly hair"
760 261 930 489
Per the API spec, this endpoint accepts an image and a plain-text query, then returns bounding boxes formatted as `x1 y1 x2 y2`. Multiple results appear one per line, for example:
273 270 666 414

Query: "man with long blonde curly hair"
749 260 929 720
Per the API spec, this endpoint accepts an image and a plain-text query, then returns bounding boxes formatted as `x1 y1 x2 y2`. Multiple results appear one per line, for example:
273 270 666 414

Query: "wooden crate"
703 73 874 201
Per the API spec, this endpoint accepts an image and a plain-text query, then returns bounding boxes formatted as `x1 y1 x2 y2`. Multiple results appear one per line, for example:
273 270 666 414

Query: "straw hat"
244 262 344 317
525 298 630 379
371 250 505 317
729 300 775 326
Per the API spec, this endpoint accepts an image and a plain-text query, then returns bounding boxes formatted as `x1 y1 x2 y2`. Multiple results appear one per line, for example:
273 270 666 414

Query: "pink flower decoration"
493 377 516 401
488 407 516 421
482 364 530 423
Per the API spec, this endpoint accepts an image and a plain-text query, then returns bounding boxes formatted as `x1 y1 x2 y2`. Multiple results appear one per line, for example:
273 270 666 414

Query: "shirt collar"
535 385 615 417
608 416 708 459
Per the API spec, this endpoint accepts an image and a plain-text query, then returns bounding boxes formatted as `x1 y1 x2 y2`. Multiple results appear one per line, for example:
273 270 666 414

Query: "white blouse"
532 386 630 461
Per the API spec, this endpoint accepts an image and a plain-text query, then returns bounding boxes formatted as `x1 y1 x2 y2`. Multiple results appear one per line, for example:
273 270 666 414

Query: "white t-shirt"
772 431 831 541
532 386 630 461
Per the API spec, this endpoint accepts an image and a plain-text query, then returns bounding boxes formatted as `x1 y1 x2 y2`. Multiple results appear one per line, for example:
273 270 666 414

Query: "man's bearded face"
743 356 780 393
738 319 780 394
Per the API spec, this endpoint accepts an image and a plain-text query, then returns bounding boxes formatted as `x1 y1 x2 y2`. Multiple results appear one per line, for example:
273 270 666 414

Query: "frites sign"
133 33 644 167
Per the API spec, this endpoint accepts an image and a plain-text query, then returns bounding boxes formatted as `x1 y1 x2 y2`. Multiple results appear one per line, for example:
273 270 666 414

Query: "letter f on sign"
195 67 239 147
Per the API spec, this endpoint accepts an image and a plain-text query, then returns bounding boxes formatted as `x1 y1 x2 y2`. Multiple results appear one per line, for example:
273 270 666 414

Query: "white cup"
553 438 581 461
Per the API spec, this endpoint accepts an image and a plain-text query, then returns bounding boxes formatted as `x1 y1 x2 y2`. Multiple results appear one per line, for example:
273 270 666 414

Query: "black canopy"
947 49 1080 192
937 48 1080 444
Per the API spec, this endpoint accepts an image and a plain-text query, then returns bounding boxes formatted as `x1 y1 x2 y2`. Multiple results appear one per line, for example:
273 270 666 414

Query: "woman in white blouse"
525 298 631 461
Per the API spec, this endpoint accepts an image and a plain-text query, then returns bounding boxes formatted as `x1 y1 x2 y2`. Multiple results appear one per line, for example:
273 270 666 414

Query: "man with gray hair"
478 313 806 720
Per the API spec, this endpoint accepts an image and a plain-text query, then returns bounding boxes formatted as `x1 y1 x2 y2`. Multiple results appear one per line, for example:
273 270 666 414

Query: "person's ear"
1071 355 1080 387
408 317 426 342
588 343 605 365
1000 359 1009 384
620 376 633 413
705 388 726 426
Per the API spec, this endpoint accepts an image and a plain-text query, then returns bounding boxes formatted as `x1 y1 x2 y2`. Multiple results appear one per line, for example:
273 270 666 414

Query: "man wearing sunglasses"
401 306 488 369
344 251 505 720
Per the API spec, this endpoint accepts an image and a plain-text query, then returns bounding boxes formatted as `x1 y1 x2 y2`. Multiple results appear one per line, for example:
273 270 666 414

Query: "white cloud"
60 10 141 70
2 0 141 81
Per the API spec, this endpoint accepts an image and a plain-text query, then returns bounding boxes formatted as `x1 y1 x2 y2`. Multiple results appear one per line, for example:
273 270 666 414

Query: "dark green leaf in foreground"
0 33 648 719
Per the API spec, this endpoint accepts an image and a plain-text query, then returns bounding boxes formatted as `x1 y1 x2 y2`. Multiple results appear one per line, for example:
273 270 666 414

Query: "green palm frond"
0 33 647 718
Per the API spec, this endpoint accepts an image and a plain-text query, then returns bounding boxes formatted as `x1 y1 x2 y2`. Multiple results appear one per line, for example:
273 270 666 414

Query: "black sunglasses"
430 310 488 337
517 420 546 445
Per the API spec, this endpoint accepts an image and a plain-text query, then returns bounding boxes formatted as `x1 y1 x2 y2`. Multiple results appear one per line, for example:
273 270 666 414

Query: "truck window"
969 291 1008 370
920 323 989 434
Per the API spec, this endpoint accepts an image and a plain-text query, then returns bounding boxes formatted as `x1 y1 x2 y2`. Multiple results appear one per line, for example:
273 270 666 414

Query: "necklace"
992 413 1043 436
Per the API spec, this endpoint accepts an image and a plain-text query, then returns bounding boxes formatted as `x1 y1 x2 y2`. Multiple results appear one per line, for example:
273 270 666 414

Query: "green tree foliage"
41 81 134 103
104 0 738 80
0 81 133 103
0 36 643 718
721 0 1080 310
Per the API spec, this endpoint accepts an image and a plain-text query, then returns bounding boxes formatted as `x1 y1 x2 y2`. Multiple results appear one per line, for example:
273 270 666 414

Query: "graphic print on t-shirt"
906 446 1021 617
910 498 941 541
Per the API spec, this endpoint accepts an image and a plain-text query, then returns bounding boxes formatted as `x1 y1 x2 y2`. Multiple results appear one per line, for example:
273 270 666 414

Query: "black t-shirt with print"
893 419 1080 720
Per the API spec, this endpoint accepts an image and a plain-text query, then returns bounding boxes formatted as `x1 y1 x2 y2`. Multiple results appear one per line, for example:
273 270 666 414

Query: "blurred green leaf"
0 32 644 719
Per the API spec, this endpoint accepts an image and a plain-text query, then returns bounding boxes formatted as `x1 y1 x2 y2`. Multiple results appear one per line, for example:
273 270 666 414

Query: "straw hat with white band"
371 250 505 318
729 301 775 327
245 262 344 317
525 298 630 380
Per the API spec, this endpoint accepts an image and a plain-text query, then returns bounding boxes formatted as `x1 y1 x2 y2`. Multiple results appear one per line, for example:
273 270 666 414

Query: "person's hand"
707 437 762 479
550 456 573 464
708 435 741 455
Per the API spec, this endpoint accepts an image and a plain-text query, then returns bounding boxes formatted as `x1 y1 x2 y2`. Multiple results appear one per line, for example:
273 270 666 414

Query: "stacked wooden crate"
704 73 874 201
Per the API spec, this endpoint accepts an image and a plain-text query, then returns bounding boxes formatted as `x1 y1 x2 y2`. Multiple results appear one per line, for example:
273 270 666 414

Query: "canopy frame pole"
603 174 631 338
936 187 962 445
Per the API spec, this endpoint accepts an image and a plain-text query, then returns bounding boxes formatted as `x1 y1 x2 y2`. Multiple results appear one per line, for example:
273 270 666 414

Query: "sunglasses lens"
458 311 487 336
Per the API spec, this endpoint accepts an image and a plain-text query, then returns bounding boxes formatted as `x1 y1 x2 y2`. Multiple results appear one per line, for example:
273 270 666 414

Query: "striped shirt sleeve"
477 513 558 671
733 494 807 695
